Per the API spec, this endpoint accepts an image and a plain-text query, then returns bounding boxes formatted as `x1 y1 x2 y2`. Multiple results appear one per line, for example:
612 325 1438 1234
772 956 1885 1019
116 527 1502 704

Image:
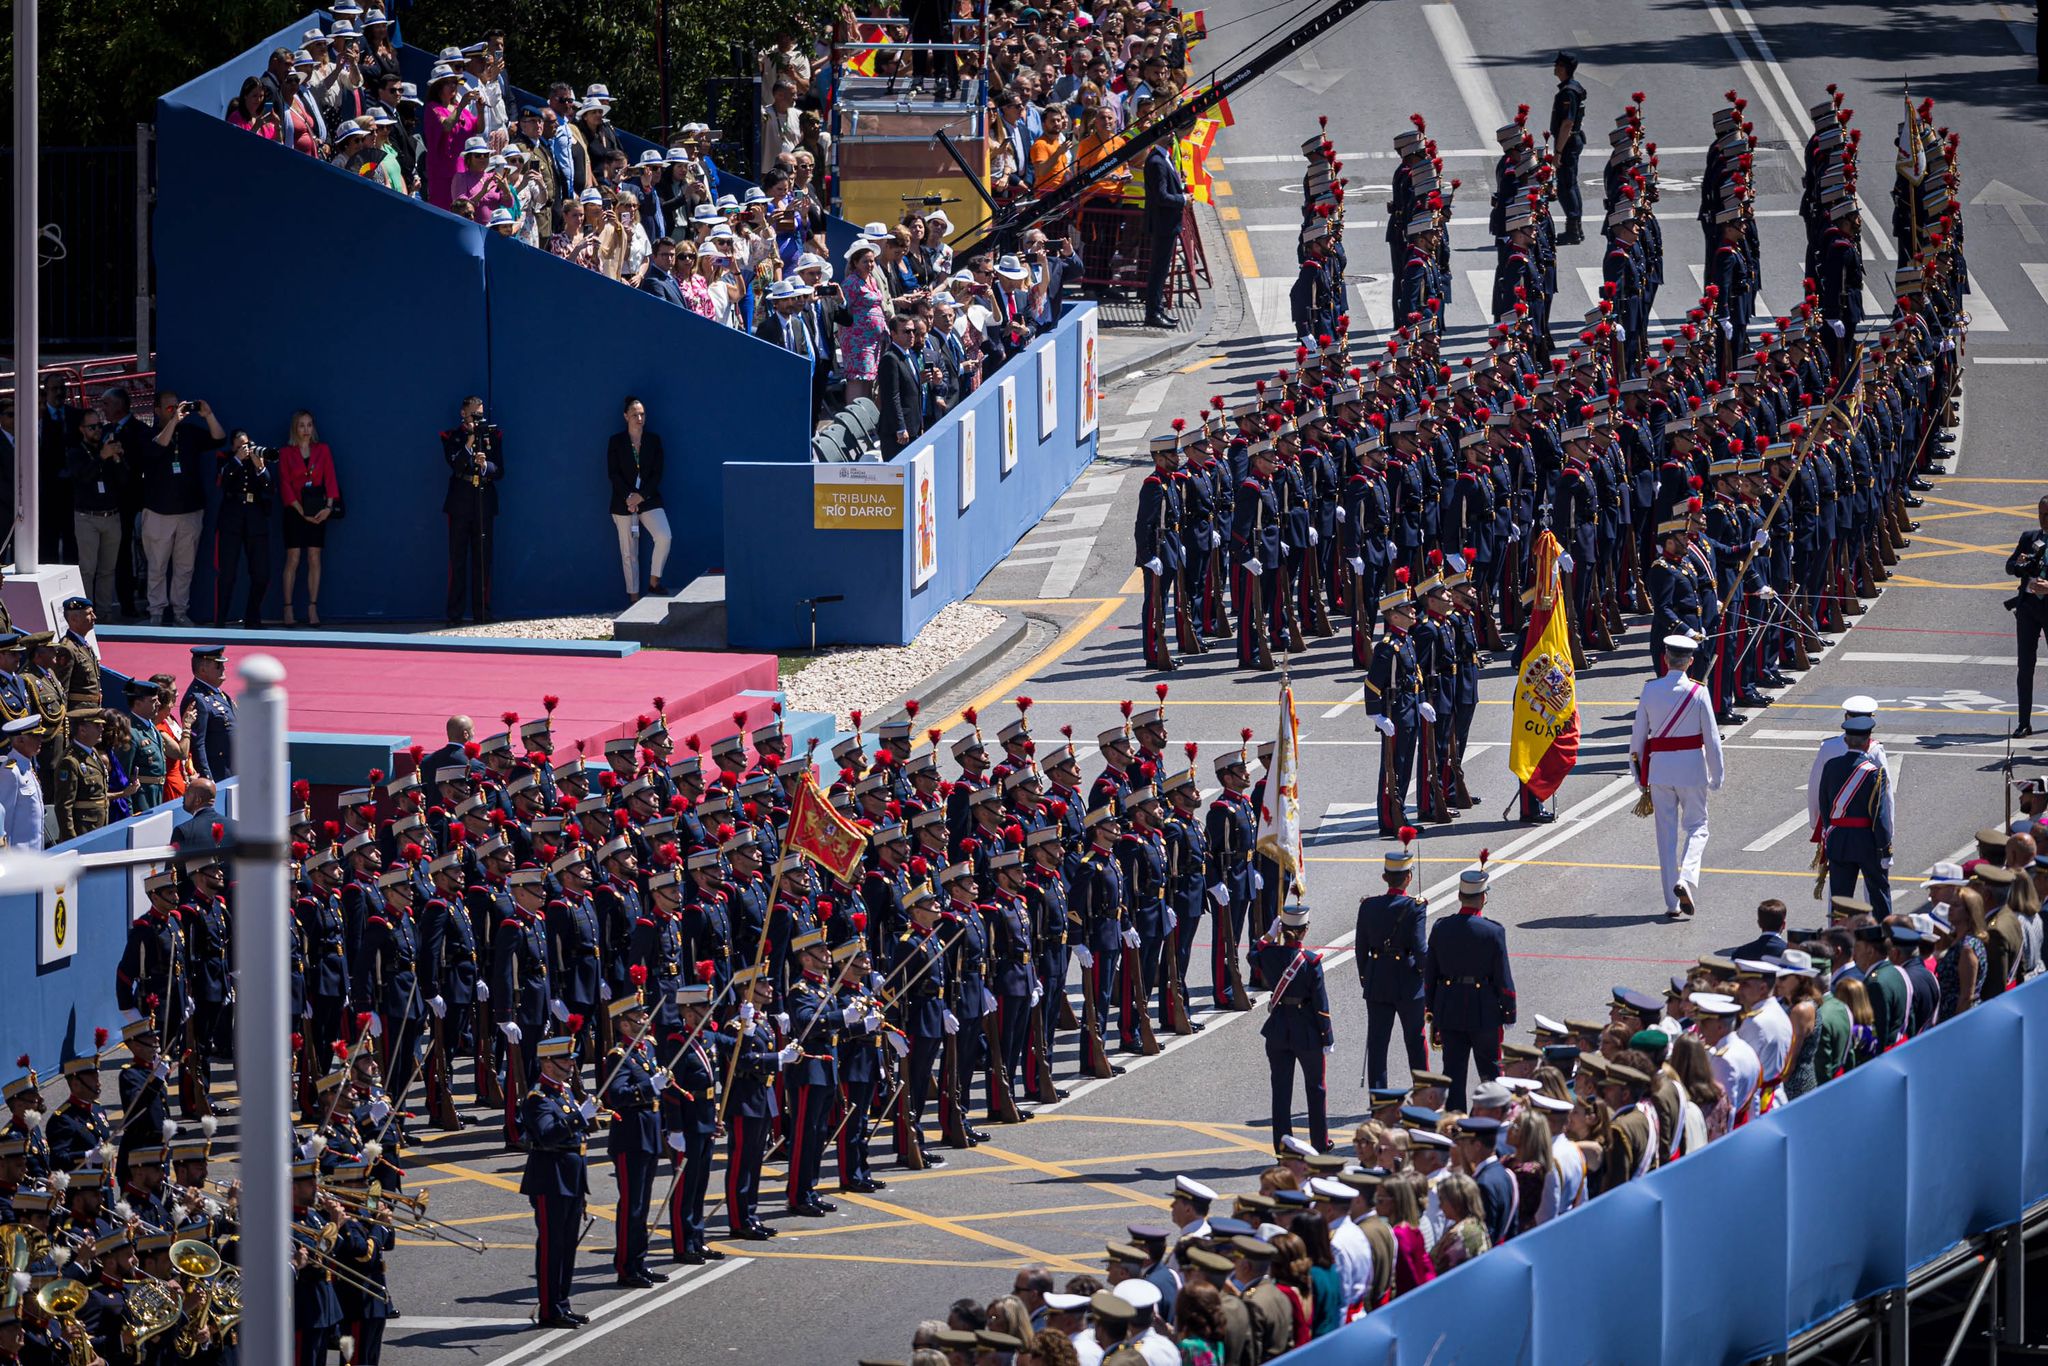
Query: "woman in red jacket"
280 409 341 625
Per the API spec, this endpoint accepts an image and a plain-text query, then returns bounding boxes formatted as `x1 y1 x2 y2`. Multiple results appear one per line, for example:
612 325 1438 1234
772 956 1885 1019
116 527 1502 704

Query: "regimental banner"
813 463 907 530
1253 682 1306 897
1510 530 1580 799
786 772 868 882
912 447 938 587
1077 312 1100 439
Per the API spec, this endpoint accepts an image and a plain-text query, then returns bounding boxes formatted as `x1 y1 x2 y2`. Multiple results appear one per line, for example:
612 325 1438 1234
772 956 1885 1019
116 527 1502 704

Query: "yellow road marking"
933 595 1126 734
833 1189 1094 1273
1306 855 1805 878
1922 496 2036 520
1180 355 1225 374
427 1161 617 1225
1208 156 1225 171
972 596 1122 607
1933 476 2043 485
1878 576 2015 591
710 1249 1038 1268
1896 534 2011 558
1219 205 1242 221
1120 567 1145 593
972 1143 1174 1212
766 1198 1154 1242
1228 228 1260 279
1211 179 1233 198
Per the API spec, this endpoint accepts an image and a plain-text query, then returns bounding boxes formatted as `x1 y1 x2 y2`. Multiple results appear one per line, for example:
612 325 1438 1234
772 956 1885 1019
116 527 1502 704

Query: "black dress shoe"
563 1311 591 1325
702 1245 726 1260
1903 494 1924 508
967 1127 991 1143
921 1151 947 1167
1144 313 1178 329
1053 1087 1071 1100
2015 724 2036 738
1521 809 1557 824
731 1225 771 1241
673 1249 706 1265
641 1268 671 1282
788 1203 829 1218
538 1316 581 1330
617 1274 657 1288
1908 477 1932 491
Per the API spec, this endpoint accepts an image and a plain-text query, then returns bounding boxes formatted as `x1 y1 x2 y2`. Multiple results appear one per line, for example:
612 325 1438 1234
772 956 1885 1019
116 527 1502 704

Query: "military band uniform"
601 1031 664 1283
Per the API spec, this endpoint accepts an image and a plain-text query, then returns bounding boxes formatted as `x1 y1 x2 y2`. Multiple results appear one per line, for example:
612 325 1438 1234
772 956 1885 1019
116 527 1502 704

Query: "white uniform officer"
1806 695 1894 836
1629 636 1725 919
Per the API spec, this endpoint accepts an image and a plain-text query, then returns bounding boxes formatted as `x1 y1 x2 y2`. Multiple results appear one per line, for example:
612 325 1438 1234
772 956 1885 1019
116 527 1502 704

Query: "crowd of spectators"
878 813 2048 1366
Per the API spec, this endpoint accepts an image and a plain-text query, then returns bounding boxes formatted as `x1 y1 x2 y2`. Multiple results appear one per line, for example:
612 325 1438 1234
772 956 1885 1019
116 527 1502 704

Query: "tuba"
35 1278 97 1366
170 1238 222 1357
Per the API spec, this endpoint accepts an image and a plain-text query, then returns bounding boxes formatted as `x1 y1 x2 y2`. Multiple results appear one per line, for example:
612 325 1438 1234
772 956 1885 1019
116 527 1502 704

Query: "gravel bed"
425 615 617 640
781 601 1006 730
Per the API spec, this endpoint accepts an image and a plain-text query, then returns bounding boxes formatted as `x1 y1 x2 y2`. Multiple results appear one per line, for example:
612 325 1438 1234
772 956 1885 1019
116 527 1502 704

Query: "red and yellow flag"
785 771 868 883
1508 531 1579 799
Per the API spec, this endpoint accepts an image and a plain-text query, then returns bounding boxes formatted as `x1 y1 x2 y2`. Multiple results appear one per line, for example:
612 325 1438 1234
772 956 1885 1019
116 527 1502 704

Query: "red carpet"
102 641 781 766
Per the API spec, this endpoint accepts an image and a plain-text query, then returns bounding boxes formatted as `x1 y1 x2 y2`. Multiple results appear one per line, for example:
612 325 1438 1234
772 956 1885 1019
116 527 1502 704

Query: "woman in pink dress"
837 238 888 403
279 409 341 626
226 78 287 145
449 140 508 224
1376 1174 1437 1301
423 65 482 209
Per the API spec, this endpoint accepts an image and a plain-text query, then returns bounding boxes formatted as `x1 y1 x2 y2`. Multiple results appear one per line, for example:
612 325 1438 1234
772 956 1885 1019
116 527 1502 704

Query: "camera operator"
441 395 503 625
214 431 276 629
64 406 129 610
144 390 225 627
2005 493 2048 738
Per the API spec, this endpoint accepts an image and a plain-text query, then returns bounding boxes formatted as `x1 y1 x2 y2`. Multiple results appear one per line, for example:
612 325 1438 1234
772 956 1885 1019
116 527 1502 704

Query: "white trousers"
611 508 674 594
1651 783 1712 911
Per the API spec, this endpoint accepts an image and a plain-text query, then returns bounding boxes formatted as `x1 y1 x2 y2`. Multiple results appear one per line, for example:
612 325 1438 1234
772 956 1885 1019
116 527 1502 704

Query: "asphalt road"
332 3 2048 1362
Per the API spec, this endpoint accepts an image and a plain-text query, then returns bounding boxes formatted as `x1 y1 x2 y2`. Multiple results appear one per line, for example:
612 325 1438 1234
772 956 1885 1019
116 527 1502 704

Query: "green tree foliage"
1 0 835 147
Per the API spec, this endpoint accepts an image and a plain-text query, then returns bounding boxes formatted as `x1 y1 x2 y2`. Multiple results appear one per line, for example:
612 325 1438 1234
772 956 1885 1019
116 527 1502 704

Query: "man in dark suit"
914 317 961 429
441 395 503 625
637 238 686 306
1142 142 1190 328
876 315 925 458
1720 898 1790 962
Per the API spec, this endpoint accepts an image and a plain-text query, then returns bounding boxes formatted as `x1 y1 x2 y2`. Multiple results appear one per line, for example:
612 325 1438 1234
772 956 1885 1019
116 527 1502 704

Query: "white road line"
1068 472 1128 500
1103 421 1150 444
1126 375 1175 417
1975 357 2048 366
1002 537 1098 600
1466 267 1497 325
481 1261 748 1366
1217 147 1713 165
392 1316 532 1332
1031 501 1114 534
1350 275 1396 336
1744 810 1812 852
1322 685 1364 718
1245 277 1298 337
1843 650 2028 667
2025 263 2048 308
1309 801 1377 845
1421 4 1507 143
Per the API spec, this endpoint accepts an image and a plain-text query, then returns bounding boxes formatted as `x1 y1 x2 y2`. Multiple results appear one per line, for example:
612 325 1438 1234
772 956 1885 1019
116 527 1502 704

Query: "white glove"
1074 945 1096 970
885 1032 909 1058
427 995 446 1019
1164 909 1178 934
1720 319 1734 337
1758 585 1777 599
1349 557 1365 575
1308 527 1320 546
499 1022 523 1044
1335 505 1347 522
1030 984 1043 1006
1145 557 1163 575
1613 325 1626 340
151 1059 171 1081
1322 1044 1334 1055
1386 539 1398 560
1419 702 1438 723
1121 926 1141 948
1373 714 1396 738
942 1011 959 1035
368 1099 391 1123
599 980 613 1001
1210 530 1223 550
982 987 997 1014
366 1013 383 1038
1880 857 1893 870
776 1043 802 1066
577 1097 598 1122
1208 883 1228 906
477 983 490 1002
864 1011 883 1033
1253 871 1265 892
549 999 569 1022
1280 542 1292 554
775 1012 791 1034
1830 320 1845 338
1509 524 1522 543
303 1001 314 1019
738 1002 756 1023
1559 552 1575 574
1244 557 1263 575
652 1068 671 1090
1751 528 1770 549
667 1133 688 1153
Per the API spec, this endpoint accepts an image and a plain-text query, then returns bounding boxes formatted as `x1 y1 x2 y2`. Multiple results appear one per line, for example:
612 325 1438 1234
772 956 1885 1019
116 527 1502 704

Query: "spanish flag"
1508 531 1579 800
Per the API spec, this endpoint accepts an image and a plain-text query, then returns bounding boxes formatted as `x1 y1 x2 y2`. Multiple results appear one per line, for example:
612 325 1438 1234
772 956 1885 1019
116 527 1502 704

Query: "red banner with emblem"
786 771 868 883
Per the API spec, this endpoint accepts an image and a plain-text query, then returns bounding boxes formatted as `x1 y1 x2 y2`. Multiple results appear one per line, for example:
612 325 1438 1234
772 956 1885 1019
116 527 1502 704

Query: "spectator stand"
828 15 990 248
152 15 863 625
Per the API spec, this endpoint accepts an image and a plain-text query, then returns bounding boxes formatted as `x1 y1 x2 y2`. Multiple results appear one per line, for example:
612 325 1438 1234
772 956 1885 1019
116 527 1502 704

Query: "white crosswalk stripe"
1309 801 1377 845
1685 262 1776 326
1245 277 1296 338
1350 274 1396 335
1966 281 2009 333
2025 263 2048 308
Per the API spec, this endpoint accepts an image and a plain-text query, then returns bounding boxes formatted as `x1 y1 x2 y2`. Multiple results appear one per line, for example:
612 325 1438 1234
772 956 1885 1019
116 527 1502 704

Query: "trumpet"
322 1183 485 1254
323 1181 429 1218
292 1219 340 1254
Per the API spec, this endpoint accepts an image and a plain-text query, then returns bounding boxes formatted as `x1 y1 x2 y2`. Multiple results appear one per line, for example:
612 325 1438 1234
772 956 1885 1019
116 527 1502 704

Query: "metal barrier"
1071 201 1209 311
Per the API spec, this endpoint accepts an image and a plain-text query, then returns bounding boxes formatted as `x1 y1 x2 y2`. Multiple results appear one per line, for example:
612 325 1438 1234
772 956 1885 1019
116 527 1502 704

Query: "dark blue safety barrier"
1 781 240 1067
1288 976 2048 1363
153 22 856 622
724 303 1101 649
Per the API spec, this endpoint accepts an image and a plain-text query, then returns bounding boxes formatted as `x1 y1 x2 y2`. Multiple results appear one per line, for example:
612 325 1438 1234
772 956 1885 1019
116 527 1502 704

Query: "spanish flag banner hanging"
1508 530 1579 800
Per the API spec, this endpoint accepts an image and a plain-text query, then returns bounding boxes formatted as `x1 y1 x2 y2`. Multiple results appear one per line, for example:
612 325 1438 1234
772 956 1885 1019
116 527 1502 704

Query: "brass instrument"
123 1277 185 1349
324 1181 429 1218
1 1220 50 1272
171 1239 221 1357
292 1219 339 1254
209 1262 244 1337
34 1278 96 1366
321 1182 485 1254
290 1223 392 1304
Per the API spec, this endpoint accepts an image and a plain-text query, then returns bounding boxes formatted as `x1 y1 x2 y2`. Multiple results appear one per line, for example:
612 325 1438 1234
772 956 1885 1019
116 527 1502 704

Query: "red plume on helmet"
501 711 520 728
464 741 481 759
1399 825 1418 845
292 779 312 803
543 694 560 713
94 1027 110 1051
850 911 868 933
904 699 921 719
695 959 717 983
565 1013 585 1034
629 964 649 989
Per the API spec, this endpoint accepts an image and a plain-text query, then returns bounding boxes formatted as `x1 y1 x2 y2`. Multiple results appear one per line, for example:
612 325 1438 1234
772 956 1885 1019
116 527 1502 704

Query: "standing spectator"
38 375 79 567
1938 887 1989 1019
839 239 889 405
1430 1174 1490 1271
913 316 960 427
760 80 801 175
1171 1282 1229 1366
605 398 671 601
391 82 427 195
181 646 235 782
99 711 140 823
120 677 169 811
877 315 926 457
212 430 275 629
98 386 153 622
65 405 128 610
675 238 714 315
424 64 483 210
150 673 190 802
1140 137 1188 328
639 237 685 305
360 11 401 88
140 391 223 627
279 409 340 626
450 138 508 224
441 396 503 625
0 718 47 850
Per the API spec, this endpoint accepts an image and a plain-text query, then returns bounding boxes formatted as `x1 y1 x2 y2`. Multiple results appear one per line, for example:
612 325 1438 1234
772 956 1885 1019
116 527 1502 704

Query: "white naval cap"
1689 991 1740 1016
1662 634 1700 655
1174 1175 1218 1203
1842 694 1878 715
1279 1135 1319 1158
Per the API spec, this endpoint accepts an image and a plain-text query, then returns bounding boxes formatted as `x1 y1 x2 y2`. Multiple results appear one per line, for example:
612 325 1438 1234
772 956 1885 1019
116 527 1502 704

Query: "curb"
876 607 1031 725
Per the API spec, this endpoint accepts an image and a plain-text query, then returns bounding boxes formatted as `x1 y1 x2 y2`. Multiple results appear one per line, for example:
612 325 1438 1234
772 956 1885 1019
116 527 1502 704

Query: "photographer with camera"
2005 494 2048 738
214 430 276 630
143 390 225 626
442 395 504 625
64 405 130 610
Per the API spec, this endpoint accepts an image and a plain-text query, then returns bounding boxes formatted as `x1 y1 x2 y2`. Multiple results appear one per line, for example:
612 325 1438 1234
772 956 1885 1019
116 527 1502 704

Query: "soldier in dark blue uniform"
1710 207 1754 372
1022 827 1076 1095
782 930 847 1213
420 847 480 1125
1136 433 1197 671
1073 804 1129 1060
289 1162 346 1363
297 848 351 1089
47 1041 113 1171
442 396 503 625
2 1065 52 1182
113 1018 169 1182
1253 906 1332 1154
545 850 606 1071
1230 442 1284 670
1423 863 1517 1111
723 965 795 1237
1394 215 1445 330
827 942 887 1194
520 1029 594 1327
1160 762 1207 1030
492 867 553 1147
982 848 1038 1110
1357 832 1429 1090
1116 784 1175 1049
658 983 726 1262
1549 52 1587 243
600 992 667 1286
1366 575 1424 837
117 868 189 1047
1646 518 1703 675
180 644 235 780
1203 743 1258 1010
1815 714 1893 916
890 884 949 1168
